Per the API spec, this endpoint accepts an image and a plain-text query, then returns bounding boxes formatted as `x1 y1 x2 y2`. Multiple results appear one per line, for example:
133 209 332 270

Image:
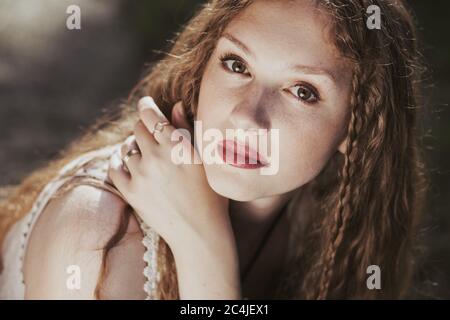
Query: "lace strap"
135 215 161 300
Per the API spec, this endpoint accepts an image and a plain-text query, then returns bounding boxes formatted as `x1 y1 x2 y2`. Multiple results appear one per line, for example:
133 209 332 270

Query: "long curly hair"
0 0 428 299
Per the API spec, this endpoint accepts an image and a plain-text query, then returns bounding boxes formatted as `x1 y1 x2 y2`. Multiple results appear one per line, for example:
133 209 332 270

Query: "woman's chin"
205 175 262 202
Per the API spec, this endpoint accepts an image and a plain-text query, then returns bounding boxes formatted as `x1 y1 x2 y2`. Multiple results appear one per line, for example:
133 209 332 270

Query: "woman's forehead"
222 0 349 79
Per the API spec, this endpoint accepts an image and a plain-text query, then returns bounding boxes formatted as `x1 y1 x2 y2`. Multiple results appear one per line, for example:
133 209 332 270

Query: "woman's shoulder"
23 184 147 299
40 184 141 246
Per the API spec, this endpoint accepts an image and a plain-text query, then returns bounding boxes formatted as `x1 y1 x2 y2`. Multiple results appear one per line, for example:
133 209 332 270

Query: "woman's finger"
133 120 157 159
138 96 175 144
107 148 131 194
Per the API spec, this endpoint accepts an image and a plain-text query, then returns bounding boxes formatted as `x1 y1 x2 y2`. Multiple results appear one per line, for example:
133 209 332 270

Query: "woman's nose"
228 87 274 130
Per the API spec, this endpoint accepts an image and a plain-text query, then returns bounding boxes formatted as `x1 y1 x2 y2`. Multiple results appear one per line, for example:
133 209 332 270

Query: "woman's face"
196 0 353 201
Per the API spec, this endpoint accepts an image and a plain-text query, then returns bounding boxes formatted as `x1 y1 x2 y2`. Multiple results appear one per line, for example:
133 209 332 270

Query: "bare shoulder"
24 184 147 299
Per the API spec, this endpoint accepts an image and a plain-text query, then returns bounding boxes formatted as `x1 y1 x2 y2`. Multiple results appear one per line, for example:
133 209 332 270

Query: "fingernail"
138 96 166 119
110 149 122 170
138 96 155 111
124 134 135 145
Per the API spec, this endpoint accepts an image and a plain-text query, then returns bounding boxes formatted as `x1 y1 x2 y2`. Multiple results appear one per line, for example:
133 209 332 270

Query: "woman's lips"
217 139 269 169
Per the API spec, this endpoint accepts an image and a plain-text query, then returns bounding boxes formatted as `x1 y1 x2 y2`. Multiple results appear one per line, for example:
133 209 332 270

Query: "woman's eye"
287 84 319 104
221 57 249 75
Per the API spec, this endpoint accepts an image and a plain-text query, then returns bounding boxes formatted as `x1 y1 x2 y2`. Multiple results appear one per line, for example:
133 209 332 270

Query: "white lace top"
0 142 161 299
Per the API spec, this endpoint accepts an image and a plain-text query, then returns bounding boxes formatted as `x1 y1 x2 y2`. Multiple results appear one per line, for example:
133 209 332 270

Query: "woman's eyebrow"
221 32 337 84
290 64 337 83
221 32 254 57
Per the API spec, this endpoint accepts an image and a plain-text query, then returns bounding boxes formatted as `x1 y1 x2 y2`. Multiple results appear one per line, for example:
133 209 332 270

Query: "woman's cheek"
199 89 241 132
199 67 231 113
279 121 337 182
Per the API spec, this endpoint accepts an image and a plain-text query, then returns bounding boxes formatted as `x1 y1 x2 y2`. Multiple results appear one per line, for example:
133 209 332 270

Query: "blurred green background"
0 0 448 298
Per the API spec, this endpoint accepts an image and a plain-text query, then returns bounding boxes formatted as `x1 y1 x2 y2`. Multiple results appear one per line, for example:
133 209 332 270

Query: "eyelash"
219 52 250 76
218 51 321 105
286 83 320 104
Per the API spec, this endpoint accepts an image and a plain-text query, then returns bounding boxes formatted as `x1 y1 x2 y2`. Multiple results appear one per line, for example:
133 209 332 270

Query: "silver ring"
151 121 170 135
121 148 140 172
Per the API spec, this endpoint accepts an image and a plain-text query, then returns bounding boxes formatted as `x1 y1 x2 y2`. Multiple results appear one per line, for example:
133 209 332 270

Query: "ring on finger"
121 148 141 172
151 121 170 135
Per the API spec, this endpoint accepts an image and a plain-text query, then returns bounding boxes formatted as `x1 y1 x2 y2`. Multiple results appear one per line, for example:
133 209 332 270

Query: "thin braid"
316 65 363 300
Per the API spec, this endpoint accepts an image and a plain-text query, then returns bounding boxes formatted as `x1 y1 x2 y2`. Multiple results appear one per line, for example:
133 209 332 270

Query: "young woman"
0 0 427 299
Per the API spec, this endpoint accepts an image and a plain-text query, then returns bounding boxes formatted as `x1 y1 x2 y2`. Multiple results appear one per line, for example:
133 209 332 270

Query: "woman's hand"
107 96 232 253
